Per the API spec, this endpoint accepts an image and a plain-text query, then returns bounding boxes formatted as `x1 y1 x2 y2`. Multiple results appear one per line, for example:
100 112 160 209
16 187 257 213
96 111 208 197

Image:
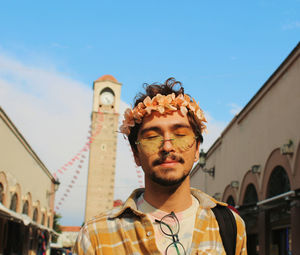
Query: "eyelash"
144 135 159 139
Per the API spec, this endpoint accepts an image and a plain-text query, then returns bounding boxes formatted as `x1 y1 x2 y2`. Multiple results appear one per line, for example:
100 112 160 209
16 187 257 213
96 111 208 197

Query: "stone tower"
85 75 122 221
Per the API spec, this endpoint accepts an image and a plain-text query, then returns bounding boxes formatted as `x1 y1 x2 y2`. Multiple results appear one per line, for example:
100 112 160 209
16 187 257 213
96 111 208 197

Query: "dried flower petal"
119 92 207 136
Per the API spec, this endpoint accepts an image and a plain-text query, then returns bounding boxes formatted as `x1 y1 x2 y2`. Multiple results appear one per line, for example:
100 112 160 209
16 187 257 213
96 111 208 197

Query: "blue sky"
1 1 299 120
0 1 299 225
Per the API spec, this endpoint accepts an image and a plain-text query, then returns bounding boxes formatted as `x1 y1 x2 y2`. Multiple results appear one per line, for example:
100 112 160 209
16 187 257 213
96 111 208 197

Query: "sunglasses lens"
139 136 163 155
172 135 195 152
138 133 195 155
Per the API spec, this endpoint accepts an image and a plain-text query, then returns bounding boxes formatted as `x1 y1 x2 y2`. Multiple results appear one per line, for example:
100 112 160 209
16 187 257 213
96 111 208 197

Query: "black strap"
211 204 237 255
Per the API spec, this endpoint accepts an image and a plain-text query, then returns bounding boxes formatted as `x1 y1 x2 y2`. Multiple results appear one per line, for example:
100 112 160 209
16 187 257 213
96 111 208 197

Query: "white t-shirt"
137 194 199 254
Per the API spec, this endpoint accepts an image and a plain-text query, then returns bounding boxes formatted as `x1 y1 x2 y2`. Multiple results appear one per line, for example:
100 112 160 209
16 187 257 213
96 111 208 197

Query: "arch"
47 210 53 228
261 148 293 199
9 183 22 213
23 192 33 217
32 208 38 222
266 166 291 198
0 183 4 205
226 195 235 206
41 212 46 226
293 141 300 189
243 184 259 205
41 208 47 226
100 87 115 96
0 171 8 206
22 200 29 215
32 200 41 223
222 184 238 205
10 193 18 212
239 170 260 204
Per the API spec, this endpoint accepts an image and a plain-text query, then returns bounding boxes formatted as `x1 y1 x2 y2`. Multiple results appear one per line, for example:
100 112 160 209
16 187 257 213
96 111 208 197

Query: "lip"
159 161 179 167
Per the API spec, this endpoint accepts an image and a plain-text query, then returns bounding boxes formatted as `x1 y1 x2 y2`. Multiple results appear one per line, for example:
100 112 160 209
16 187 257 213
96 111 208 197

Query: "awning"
0 202 59 236
257 190 296 206
0 202 31 225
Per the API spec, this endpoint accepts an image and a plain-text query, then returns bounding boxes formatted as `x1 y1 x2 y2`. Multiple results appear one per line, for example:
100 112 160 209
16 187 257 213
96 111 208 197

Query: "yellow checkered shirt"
73 188 247 255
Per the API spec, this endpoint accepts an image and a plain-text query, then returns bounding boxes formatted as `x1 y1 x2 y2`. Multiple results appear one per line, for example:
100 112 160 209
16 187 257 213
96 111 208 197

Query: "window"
267 166 291 198
41 213 45 225
0 183 3 203
33 208 38 222
10 193 18 212
226 195 235 206
22 201 29 215
243 184 258 205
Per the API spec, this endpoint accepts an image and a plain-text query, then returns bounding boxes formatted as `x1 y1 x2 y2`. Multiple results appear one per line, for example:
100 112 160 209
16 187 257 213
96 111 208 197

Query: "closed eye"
144 135 160 140
174 134 187 137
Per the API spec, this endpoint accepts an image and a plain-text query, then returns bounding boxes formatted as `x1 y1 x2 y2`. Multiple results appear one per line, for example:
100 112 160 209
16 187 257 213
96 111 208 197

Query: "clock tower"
85 75 122 221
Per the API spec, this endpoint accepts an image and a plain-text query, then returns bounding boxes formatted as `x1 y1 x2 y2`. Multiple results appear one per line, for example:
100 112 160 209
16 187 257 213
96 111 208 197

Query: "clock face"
100 91 114 105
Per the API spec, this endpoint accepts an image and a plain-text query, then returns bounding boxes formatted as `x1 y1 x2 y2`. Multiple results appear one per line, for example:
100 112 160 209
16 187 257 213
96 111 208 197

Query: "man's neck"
143 177 192 213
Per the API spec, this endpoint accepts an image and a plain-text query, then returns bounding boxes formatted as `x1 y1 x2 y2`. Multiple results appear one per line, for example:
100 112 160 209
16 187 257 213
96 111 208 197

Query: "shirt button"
146 231 152 237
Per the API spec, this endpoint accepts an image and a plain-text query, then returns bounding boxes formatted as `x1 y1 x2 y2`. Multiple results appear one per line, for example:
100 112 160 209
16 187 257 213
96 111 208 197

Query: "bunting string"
55 109 145 211
55 109 104 211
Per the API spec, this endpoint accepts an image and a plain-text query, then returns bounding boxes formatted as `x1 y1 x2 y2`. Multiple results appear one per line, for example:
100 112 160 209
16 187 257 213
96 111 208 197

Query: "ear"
194 142 200 162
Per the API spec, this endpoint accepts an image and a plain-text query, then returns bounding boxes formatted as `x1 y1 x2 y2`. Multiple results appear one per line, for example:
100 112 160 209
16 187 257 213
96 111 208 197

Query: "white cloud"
0 51 142 226
228 103 242 116
201 113 227 152
114 101 142 201
0 51 93 225
0 50 227 225
50 43 69 49
282 21 300 30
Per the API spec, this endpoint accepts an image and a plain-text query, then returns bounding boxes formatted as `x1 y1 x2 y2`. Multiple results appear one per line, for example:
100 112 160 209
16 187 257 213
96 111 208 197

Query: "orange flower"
119 93 207 136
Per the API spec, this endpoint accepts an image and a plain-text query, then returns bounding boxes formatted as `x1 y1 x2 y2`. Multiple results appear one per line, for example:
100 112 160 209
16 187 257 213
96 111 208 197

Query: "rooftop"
95 74 118 83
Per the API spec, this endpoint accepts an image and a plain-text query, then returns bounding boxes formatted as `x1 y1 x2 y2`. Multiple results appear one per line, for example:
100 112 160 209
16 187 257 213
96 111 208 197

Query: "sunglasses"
135 128 197 155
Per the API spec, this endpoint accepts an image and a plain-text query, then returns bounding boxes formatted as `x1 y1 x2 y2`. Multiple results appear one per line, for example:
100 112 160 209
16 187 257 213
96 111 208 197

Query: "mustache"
152 153 185 166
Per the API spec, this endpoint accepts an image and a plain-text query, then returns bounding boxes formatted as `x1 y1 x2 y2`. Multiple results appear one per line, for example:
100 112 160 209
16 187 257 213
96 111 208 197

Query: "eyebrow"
140 124 191 136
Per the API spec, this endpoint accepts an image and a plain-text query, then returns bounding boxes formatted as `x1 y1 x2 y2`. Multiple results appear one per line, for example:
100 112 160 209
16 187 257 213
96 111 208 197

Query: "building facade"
190 43 300 255
0 107 58 255
84 75 122 222
57 226 81 249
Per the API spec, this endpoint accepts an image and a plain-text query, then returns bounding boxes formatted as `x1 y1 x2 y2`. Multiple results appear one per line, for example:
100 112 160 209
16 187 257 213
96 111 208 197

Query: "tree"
52 213 62 243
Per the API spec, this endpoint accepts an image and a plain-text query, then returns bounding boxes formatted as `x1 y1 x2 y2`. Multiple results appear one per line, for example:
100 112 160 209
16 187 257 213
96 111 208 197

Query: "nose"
160 136 175 153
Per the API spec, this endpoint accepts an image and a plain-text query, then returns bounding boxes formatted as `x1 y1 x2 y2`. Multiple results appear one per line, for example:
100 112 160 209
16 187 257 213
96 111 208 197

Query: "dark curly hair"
128 77 203 152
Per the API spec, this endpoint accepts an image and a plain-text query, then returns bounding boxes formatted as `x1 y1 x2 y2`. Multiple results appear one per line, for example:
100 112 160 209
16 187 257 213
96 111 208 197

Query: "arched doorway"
242 183 259 255
226 195 235 206
266 166 291 255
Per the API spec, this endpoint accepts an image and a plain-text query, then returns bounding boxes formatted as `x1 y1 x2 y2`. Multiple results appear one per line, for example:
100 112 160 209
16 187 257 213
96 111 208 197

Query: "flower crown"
120 93 207 136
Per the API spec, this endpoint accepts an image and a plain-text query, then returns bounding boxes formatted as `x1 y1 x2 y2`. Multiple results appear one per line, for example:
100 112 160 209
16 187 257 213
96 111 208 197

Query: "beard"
149 153 189 186
150 170 189 186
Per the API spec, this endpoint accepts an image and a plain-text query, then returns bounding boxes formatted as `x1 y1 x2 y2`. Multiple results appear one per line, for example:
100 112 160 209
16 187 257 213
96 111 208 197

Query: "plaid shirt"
73 188 247 255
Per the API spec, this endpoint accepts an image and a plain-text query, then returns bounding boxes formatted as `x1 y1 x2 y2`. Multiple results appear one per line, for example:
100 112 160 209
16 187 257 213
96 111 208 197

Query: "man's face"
133 110 200 186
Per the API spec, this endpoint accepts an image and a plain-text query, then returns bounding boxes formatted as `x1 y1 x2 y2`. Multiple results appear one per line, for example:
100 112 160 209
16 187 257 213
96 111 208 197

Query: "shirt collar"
109 187 227 219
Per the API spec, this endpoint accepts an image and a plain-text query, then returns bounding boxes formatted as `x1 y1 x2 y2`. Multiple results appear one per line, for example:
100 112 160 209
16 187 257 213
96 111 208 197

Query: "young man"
74 78 247 254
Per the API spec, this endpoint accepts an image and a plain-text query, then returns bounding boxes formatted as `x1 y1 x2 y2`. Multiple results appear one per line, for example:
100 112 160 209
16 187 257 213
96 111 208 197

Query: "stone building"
190 42 300 255
57 226 81 249
0 107 58 255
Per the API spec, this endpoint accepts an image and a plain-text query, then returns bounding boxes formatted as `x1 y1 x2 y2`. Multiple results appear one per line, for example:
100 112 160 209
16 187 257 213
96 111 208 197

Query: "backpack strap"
211 204 237 255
